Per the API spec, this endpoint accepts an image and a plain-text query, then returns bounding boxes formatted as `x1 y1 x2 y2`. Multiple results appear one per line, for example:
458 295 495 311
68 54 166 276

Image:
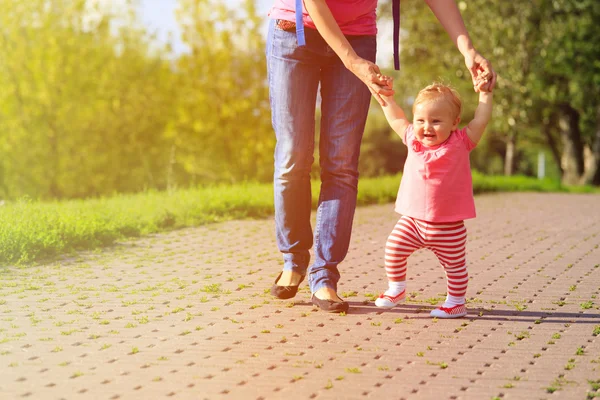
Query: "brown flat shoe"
270 272 305 300
311 294 349 313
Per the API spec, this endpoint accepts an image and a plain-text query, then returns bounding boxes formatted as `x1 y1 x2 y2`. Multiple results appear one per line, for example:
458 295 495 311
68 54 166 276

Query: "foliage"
170 0 272 185
0 0 598 202
359 108 407 177
535 0 600 128
461 0 600 182
376 0 600 181
370 0 503 178
0 0 272 200
0 0 175 199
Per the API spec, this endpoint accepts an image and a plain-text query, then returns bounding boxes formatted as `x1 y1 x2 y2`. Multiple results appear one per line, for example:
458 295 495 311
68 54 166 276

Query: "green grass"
470 172 598 195
0 183 273 265
0 173 597 265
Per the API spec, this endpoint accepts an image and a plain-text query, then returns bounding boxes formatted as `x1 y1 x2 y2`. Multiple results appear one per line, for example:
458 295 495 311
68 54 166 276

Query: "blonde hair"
413 82 462 118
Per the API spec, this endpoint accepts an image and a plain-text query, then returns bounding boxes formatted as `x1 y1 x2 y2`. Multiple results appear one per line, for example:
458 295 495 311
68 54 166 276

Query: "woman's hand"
348 58 394 105
464 51 497 93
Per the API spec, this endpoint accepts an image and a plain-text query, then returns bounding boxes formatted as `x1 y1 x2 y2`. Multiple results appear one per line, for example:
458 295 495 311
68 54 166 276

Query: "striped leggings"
385 216 468 297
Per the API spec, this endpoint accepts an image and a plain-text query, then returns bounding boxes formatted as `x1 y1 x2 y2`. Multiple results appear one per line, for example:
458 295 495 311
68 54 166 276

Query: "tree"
0 0 176 199
378 0 600 184
170 0 273 185
369 0 485 176
534 0 600 184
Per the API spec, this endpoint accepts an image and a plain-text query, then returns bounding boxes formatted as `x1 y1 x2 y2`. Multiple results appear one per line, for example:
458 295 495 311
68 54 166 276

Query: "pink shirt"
268 0 378 36
395 125 478 222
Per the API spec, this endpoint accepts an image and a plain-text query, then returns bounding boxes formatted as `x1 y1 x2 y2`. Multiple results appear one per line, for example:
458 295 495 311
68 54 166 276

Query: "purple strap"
393 0 400 70
295 0 306 46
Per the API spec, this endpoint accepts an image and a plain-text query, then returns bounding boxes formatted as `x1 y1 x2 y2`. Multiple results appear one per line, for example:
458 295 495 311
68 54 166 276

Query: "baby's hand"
377 74 394 91
474 71 493 93
375 74 395 105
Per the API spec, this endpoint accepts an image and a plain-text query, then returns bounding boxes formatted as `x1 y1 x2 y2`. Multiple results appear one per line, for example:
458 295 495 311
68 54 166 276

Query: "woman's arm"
424 0 497 92
303 0 393 104
466 92 493 144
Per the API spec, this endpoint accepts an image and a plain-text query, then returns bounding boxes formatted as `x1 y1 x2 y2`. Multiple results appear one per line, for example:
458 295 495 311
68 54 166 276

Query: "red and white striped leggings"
385 216 468 298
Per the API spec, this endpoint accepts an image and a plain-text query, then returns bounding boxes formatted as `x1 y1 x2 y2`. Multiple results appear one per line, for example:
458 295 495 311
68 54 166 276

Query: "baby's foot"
430 304 467 318
375 289 405 309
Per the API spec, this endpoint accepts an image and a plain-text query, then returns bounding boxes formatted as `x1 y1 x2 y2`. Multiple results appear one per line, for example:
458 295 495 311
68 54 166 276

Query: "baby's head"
411 83 462 147
413 83 462 120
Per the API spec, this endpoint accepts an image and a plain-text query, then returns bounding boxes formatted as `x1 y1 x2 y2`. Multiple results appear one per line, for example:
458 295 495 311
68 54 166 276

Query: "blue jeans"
266 21 376 294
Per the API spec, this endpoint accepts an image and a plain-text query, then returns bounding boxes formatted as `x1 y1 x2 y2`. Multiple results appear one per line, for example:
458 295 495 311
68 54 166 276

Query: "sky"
137 0 273 55
137 0 394 66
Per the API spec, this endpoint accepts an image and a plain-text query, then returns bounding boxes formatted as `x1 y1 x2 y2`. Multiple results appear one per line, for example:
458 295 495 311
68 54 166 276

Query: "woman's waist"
269 1 377 35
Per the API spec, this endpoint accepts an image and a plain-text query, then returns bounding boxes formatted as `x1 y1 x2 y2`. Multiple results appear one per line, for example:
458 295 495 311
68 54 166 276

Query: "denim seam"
311 202 324 291
267 21 276 121
313 201 322 256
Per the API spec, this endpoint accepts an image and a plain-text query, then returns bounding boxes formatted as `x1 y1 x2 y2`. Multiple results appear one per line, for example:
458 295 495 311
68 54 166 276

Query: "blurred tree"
171 0 273 185
534 0 600 184
367 0 484 176
459 0 600 184
0 0 175 199
376 0 600 185
1 0 597 200
359 107 407 177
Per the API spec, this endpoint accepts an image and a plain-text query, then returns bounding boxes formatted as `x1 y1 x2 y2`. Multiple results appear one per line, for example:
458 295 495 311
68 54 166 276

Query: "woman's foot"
270 271 305 300
311 287 349 313
276 270 303 286
313 287 343 302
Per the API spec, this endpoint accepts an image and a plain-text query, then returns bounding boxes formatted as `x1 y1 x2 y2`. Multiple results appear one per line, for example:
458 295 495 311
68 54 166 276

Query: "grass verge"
0 173 597 265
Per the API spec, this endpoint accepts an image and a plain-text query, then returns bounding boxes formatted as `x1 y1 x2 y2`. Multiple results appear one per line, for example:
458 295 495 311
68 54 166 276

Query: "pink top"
395 125 478 222
268 0 378 36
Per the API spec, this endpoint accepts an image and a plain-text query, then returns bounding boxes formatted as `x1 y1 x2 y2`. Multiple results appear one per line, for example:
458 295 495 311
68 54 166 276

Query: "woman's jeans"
266 21 376 294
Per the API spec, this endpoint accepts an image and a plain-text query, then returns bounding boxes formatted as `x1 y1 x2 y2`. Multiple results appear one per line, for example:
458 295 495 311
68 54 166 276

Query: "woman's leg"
309 34 377 296
267 22 321 280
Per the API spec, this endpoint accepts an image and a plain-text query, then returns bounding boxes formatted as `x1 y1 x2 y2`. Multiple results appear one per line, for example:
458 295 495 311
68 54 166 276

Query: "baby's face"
413 100 460 147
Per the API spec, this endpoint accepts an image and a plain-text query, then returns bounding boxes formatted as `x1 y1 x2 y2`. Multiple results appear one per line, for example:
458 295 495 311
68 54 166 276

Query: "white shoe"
375 290 406 309
430 304 467 318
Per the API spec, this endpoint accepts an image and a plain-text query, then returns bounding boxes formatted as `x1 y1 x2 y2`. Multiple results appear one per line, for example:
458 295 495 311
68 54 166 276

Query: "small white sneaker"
430 304 467 318
375 290 406 309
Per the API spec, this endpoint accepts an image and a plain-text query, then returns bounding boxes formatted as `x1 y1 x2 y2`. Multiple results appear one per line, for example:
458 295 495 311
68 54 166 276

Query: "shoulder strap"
295 0 306 46
393 0 400 70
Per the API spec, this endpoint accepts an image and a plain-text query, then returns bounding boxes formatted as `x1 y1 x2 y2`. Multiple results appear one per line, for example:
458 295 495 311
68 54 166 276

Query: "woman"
267 0 497 313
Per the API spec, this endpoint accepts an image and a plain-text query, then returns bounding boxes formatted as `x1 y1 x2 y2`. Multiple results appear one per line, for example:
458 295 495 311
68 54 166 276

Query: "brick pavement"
1 193 599 400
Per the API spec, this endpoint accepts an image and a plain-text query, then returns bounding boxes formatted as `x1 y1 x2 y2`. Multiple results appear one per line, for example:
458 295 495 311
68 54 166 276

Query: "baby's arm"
466 91 493 145
380 93 410 140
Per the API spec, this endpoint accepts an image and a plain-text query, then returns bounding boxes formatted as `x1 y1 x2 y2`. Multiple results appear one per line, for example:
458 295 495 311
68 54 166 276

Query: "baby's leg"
385 216 423 282
428 221 468 318
376 216 423 308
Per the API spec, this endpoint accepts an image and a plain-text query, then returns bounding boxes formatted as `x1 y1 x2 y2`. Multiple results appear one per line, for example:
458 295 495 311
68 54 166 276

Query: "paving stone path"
1 193 600 400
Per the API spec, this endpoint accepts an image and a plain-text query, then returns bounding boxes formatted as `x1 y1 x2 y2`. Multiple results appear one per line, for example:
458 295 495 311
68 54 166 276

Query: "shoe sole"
430 308 468 318
430 312 467 319
375 299 405 309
